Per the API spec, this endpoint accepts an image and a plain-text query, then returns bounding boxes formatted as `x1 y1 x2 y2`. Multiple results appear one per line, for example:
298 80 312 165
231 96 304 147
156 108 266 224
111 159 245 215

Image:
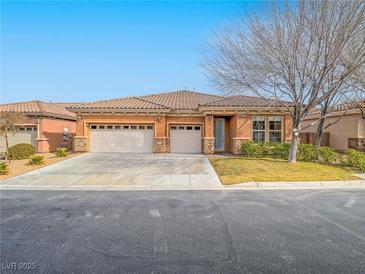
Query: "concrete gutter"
224 180 365 190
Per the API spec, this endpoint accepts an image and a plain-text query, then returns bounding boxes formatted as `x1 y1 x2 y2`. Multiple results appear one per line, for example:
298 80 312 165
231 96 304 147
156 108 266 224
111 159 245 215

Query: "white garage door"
170 125 202 154
90 124 154 153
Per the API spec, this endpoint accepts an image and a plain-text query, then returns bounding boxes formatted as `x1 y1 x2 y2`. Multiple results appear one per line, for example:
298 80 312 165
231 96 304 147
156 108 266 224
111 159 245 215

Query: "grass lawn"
209 157 359 185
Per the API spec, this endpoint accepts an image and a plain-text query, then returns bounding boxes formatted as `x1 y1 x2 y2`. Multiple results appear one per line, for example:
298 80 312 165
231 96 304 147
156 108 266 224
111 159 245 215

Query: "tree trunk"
288 124 300 163
4 129 10 163
316 116 325 148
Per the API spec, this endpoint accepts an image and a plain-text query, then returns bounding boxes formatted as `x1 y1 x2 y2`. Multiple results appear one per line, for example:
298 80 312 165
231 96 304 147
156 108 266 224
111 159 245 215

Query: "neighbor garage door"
170 125 202 153
90 124 154 153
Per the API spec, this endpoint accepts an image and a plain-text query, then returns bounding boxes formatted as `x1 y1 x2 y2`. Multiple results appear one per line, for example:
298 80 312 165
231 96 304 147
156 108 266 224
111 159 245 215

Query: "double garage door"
90 124 154 153
89 124 202 153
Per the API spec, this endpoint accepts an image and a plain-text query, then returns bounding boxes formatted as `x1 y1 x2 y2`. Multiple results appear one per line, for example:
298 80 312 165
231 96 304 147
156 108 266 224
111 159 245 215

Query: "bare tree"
204 1 365 162
0 113 23 163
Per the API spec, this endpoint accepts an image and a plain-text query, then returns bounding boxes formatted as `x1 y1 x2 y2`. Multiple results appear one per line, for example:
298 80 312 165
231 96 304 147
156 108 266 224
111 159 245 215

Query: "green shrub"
0 162 9 175
55 147 69 157
8 143 35 160
27 154 45 165
297 144 319 162
344 149 365 172
272 143 290 159
318 147 339 165
241 141 264 157
261 142 274 156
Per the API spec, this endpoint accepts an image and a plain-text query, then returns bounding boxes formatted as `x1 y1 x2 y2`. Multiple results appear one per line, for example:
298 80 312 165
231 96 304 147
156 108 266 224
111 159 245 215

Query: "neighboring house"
67 90 294 154
301 101 365 152
0 100 77 153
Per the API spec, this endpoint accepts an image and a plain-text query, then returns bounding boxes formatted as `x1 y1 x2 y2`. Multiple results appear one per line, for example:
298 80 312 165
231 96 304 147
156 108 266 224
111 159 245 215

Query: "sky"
1 1 265 104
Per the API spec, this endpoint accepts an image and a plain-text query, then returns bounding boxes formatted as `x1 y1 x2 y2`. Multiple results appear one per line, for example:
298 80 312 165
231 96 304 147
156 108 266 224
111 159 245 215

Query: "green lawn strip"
209 157 359 185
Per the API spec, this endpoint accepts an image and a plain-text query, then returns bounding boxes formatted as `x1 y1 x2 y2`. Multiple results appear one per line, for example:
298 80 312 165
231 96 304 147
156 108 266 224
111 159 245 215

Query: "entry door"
214 119 225 151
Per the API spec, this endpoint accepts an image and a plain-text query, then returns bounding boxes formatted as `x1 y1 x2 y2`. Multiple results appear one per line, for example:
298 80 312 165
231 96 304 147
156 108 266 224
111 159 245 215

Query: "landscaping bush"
297 144 319 162
8 143 35 160
318 147 339 165
241 141 264 157
0 161 9 175
55 147 69 157
344 149 365 172
27 154 45 165
272 143 290 159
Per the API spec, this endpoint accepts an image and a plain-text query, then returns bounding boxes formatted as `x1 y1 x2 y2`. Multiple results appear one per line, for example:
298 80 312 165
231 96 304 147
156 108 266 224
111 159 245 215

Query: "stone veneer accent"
153 137 170 153
348 138 365 152
232 138 249 155
74 136 89 152
202 137 215 154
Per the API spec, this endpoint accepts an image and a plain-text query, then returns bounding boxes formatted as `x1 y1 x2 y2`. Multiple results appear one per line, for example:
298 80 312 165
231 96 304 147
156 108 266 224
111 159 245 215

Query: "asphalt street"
1 189 364 273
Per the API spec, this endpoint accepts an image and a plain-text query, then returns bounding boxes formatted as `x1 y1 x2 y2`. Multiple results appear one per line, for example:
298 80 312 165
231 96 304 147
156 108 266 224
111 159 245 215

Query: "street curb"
224 180 365 189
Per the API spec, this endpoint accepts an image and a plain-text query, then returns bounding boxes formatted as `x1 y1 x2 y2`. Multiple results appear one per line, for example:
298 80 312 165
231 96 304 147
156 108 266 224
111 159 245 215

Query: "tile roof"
308 100 365 116
68 90 222 111
200 95 294 108
69 97 170 110
67 90 295 112
140 90 222 110
0 101 77 120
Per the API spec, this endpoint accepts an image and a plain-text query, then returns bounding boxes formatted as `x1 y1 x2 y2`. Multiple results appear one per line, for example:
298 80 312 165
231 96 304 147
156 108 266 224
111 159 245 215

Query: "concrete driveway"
0 153 222 190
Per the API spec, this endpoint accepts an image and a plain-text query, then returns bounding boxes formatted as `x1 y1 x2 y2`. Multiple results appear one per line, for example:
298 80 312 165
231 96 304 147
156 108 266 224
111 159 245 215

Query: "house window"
139 125 145 130
146 125 153 130
268 117 282 143
171 126 177 130
91 125 97 130
194 126 201 130
99 125 105 130
131 125 137 129
19 127 25 132
252 116 266 142
186 126 193 130
123 125 129 129
107 125 113 130
114 125 121 130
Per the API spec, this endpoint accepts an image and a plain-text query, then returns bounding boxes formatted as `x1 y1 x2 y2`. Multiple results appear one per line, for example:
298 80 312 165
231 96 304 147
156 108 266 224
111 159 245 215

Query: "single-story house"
67 90 294 154
301 101 365 152
0 100 77 153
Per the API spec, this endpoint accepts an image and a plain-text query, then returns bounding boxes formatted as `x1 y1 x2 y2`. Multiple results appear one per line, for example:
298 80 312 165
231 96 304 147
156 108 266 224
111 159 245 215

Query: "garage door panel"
90 125 154 153
170 125 201 154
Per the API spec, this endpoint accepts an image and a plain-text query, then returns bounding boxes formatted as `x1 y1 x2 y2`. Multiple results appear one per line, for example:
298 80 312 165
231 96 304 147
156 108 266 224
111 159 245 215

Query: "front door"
214 118 225 151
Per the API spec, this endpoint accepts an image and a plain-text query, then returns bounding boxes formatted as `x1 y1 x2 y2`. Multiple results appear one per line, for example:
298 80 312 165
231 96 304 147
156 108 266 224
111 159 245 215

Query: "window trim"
252 116 266 143
252 116 284 143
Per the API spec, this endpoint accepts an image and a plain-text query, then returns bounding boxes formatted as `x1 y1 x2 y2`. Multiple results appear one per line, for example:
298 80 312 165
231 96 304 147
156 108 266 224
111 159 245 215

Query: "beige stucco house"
67 90 294 154
301 101 365 152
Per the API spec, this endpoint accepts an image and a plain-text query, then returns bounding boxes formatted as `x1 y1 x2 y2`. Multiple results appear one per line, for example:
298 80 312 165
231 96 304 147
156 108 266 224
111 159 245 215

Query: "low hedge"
8 143 35 160
241 141 364 172
344 149 365 172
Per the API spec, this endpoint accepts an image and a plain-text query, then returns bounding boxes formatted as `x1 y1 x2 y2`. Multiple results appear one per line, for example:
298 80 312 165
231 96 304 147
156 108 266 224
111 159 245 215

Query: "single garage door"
90 124 154 153
170 125 202 153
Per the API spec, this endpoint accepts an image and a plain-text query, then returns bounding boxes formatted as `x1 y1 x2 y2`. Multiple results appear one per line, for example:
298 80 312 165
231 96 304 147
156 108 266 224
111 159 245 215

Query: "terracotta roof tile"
0 101 77 120
67 90 295 112
140 90 222 110
69 97 169 110
68 90 222 111
201 95 294 108
308 100 365 116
